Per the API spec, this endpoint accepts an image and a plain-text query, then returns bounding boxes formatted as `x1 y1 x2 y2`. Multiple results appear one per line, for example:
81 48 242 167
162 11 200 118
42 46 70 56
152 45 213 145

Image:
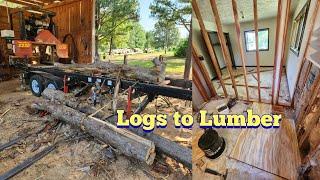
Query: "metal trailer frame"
21 65 192 101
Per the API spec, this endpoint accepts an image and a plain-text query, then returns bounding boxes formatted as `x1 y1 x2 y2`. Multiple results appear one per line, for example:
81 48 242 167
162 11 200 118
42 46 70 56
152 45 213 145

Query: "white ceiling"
196 0 300 25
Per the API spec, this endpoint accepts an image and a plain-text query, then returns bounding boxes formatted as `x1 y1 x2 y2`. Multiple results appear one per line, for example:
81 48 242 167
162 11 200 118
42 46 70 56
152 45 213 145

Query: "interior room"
193 0 310 105
192 0 320 179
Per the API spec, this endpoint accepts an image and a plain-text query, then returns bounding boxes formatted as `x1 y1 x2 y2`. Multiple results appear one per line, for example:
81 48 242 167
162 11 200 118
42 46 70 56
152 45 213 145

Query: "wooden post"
274 0 291 104
123 54 128 65
184 31 192 80
231 0 249 101
192 44 217 97
253 0 261 102
193 67 210 102
209 0 238 98
192 0 228 97
271 0 282 104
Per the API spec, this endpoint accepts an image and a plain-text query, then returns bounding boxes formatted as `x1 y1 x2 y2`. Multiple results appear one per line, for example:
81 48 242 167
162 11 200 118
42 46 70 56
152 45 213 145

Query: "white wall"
225 17 277 67
285 0 311 98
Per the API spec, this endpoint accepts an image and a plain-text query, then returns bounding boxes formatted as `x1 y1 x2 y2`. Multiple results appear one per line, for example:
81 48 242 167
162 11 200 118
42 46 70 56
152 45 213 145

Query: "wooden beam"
193 67 210 102
192 0 228 97
24 0 44 5
253 0 261 102
209 0 238 98
275 0 291 104
224 82 270 89
44 0 81 9
5 0 42 7
192 44 217 97
271 0 282 104
231 0 249 101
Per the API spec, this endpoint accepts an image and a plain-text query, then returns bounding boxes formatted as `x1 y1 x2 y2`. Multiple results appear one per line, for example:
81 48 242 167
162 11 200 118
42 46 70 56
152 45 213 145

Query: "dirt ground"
0 79 192 180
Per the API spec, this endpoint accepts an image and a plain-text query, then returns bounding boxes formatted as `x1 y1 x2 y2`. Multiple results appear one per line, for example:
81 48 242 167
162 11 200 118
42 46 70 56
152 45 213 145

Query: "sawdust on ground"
0 79 191 180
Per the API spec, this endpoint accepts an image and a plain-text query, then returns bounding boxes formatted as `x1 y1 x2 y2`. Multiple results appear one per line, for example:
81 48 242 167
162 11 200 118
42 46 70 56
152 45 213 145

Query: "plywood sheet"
192 99 249 180
230 103 301 179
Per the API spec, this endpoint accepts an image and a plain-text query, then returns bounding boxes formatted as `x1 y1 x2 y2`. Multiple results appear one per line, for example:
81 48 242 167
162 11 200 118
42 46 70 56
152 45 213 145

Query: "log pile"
32 89 192 168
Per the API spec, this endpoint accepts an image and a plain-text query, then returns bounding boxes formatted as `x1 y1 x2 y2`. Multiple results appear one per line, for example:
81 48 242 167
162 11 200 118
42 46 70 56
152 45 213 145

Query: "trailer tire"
30 75 44 97
45 81 59 90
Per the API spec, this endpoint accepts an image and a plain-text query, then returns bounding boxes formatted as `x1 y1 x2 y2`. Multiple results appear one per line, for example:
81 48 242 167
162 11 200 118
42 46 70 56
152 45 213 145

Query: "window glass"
244 29 269 51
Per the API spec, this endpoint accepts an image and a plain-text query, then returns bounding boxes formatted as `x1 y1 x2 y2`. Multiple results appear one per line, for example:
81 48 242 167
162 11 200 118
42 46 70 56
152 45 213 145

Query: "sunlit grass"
101 51 186 76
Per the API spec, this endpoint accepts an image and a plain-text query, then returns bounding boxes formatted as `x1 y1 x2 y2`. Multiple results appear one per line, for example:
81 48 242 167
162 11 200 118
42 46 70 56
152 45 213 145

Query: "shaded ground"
0 79 191 180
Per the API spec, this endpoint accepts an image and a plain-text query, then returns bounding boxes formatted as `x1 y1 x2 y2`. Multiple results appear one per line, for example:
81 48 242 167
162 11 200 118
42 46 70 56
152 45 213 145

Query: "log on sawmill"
42 89 192 168
31 100 156 165
54 56 166 83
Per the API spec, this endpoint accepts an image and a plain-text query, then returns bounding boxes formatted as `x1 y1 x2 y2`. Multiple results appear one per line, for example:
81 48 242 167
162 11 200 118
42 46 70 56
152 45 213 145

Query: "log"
31 100 156 165
41 89 192 168
54 57 166 83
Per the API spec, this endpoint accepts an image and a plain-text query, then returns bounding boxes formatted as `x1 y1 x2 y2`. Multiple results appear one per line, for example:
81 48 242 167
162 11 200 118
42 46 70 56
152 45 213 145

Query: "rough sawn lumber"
31 100 156 165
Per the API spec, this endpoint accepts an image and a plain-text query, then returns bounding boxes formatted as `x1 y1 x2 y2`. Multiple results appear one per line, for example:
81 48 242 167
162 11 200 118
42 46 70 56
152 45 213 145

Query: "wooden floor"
193 99 301 179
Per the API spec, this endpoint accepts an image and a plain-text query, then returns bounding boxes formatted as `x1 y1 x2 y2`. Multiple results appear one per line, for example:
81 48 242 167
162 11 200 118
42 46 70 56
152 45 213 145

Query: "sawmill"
0 0 192 179
192 0 320 179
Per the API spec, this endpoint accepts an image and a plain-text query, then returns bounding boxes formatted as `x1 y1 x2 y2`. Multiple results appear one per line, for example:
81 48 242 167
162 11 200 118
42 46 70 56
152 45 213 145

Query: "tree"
174 38 188 57
96 0 139 56
144 31 154 50
150 0 191 32
128 23 146 49
153 21 179 54
150 0 192 80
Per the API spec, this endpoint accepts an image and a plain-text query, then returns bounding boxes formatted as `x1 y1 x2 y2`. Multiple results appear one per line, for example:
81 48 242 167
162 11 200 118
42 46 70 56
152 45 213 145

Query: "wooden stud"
209 0 239 98
224 82 270 89
193 68 210 102
192 44 217 97
192 0 228 97
231 0 249 101
271 0 282 104
253 0 261 102
275 0 291 104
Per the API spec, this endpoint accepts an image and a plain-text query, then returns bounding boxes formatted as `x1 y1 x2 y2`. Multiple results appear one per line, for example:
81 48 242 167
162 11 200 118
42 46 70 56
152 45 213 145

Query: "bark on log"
31 100 155 165
54 58 166 83
42 89 192 168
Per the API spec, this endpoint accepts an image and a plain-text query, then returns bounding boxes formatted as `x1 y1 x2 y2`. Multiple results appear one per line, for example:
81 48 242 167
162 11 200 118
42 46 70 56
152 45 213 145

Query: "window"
290 1 310 56
244 28 269 52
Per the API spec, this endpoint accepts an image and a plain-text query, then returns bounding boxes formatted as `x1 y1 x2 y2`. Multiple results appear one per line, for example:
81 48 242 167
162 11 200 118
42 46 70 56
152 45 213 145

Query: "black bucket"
198 129 225 159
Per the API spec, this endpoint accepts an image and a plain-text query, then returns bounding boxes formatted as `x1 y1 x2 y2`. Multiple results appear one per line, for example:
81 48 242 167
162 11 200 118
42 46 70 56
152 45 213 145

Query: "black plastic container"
198 129 225 159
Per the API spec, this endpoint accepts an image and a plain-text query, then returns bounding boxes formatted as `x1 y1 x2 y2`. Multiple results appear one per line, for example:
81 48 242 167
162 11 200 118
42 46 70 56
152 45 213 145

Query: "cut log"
54 58 166 83
31 100 156 165
42 89 192 168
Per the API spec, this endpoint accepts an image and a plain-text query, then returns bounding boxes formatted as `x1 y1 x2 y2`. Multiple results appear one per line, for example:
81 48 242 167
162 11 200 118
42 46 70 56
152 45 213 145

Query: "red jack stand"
63 75 69 93
126 86 132 118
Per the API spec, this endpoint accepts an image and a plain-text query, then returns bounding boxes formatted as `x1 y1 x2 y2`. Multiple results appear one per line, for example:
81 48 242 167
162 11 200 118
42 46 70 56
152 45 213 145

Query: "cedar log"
41 89 192 168
31 100 156 165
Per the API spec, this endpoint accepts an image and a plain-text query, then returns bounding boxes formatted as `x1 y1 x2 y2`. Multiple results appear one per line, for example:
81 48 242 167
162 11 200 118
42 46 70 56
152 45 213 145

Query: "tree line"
95 0 191 57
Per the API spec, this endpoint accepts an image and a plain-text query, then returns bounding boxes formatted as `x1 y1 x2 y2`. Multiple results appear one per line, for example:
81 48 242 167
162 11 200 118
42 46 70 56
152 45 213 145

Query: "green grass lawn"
102 51 186 76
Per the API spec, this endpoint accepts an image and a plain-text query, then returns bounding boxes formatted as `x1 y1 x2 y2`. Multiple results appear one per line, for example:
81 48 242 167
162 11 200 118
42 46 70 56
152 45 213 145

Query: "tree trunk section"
32 100 155 165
